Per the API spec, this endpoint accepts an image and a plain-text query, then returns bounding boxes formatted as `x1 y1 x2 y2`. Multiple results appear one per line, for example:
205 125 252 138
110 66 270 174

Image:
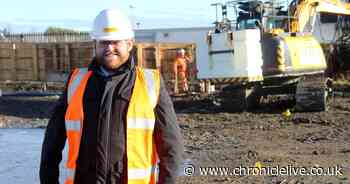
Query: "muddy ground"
175 95 350 184
1 89 350 184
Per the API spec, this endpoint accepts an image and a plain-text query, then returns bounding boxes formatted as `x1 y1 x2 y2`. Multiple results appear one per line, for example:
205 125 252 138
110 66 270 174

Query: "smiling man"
40 9 184 184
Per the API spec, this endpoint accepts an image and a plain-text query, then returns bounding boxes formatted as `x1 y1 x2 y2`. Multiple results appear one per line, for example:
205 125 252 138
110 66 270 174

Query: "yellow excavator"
204 0 350 111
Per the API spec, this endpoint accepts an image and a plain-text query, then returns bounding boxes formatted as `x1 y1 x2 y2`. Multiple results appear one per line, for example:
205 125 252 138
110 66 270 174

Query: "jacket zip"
100 78 112 183
106 114 111 182
106 81 112 182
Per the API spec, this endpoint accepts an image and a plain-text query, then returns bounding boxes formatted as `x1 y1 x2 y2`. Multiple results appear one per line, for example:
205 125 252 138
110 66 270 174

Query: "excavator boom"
291 0 350 32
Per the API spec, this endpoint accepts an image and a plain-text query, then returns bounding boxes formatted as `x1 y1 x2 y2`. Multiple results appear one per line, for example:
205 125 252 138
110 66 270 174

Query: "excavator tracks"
295 76 329 112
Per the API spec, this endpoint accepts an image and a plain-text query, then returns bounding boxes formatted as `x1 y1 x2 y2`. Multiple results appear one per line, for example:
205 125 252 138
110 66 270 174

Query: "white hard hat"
91 9 134 41
177 48 185 54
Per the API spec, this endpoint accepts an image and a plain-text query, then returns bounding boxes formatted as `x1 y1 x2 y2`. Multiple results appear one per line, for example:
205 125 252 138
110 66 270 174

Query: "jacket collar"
88 53 136 101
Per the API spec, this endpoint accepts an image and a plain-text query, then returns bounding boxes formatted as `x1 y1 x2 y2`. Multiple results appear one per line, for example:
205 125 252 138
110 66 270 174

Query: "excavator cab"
237 18 260 30
235 0 264 30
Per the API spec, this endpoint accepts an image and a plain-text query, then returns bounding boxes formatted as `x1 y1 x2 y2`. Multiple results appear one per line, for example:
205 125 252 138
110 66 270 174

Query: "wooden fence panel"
0 42 196 93
70 42 94 69
143 48 156 69
0 44 15 80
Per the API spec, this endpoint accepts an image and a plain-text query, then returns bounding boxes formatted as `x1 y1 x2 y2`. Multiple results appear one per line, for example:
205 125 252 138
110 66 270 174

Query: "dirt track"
0 92 350 183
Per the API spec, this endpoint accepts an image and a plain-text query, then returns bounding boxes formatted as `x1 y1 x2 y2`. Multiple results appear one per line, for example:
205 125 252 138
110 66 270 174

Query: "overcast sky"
0 0 234 32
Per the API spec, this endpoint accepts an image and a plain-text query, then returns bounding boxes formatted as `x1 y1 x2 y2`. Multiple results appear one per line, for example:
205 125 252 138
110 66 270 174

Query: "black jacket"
40 54 184 184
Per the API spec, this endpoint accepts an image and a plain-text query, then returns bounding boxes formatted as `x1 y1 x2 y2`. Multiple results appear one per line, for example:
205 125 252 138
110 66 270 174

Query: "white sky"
0 0 234 32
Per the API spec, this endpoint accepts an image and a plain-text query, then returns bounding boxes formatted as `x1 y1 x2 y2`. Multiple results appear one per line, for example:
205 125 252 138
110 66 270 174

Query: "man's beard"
99 51 128 70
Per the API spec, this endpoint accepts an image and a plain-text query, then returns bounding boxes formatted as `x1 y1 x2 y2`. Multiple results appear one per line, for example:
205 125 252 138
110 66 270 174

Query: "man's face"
178 50 185 58
95 39 134 70
180 52 185 57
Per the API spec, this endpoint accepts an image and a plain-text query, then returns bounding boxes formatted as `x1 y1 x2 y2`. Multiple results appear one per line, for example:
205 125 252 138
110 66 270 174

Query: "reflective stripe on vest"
63 68 92 184
67 68 89 103
63 67 160 184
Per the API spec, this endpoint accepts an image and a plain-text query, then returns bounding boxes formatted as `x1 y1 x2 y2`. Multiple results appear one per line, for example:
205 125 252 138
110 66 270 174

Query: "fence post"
11 43 17 80
32 44 39 80
137 44 143 67
52 44 58 71
64 44 71 72
39 44 46 81
155 44 161 69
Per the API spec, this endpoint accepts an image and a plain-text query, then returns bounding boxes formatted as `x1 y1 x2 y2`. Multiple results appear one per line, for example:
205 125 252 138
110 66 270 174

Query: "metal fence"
0 32 91 43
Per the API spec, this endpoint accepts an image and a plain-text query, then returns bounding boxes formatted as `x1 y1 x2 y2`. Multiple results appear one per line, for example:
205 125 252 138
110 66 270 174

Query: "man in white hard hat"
40 9 184 184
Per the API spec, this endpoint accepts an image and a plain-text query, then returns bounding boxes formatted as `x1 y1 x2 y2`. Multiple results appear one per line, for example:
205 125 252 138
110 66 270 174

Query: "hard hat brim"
90 32 134 41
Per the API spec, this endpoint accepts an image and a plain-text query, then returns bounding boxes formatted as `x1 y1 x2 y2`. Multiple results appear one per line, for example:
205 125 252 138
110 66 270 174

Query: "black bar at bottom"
209 49 234 55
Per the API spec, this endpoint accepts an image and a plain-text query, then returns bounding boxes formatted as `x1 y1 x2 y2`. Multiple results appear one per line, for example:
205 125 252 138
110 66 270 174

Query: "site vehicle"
203 0 350 111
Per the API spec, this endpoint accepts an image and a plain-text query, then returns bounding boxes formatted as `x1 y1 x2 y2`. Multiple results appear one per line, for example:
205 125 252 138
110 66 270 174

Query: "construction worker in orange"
173 48 192 93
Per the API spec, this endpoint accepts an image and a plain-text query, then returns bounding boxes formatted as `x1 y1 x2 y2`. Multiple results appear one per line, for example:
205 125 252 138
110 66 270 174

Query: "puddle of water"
0 129 44 183
0 129 192 183
0 129 69 184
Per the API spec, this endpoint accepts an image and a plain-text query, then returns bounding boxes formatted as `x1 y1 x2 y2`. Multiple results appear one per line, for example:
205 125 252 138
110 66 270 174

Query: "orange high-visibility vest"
63 67 160 184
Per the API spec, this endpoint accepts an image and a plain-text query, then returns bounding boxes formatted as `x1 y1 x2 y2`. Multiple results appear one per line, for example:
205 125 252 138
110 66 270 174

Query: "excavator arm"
291 0 350 32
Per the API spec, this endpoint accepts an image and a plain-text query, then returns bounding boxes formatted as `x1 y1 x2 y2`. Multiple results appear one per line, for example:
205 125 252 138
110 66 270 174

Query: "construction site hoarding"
0 42 196 94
